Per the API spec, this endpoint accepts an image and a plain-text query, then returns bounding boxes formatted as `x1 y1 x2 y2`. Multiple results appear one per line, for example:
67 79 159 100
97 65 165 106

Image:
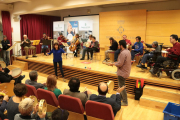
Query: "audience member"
14 98 46 120
90 82 125 116
25 70 45 89
103 37 118 62
51 108 69 120
6 83 28 120
63 77 91 107
0 64 25 84
131 36 143 61
44 75 62 99
114 35 131 62
0 91 9 119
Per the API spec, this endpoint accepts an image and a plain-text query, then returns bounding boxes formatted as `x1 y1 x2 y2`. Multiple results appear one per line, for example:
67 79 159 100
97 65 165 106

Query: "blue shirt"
48 48 65 62
132 42 143 54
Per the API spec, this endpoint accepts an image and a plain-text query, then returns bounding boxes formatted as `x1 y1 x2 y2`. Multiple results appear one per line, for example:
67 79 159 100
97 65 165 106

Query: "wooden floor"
21 70 164 120
16 54 180 85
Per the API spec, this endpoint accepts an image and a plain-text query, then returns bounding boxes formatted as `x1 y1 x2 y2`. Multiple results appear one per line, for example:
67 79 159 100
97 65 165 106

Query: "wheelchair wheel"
171 69 180 80
157 71 162 79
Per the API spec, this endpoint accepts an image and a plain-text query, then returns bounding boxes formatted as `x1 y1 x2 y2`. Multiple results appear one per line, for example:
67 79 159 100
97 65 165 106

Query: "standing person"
1 35 10 66
46 43 66 81
21 35 37 59
114 35 131 62
103 37 118 62
40 33 49 55
109 40 131 106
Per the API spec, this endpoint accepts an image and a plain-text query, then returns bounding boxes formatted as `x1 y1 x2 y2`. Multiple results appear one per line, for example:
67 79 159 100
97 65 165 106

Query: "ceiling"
0 0 31 4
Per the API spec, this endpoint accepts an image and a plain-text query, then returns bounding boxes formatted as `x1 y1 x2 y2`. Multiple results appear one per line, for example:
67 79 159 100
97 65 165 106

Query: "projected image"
67 21 78 41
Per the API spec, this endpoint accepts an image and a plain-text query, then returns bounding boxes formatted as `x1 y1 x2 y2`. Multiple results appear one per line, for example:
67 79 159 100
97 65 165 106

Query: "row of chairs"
25 84 123 120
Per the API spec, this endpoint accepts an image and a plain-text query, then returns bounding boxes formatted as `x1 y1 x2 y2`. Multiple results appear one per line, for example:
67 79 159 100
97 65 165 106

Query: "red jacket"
58 36 67 45
167 42 180 56
125 39 132 45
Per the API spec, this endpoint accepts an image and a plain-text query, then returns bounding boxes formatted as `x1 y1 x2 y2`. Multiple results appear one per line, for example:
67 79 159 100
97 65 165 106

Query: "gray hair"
153 41 158 46
29 70 38 81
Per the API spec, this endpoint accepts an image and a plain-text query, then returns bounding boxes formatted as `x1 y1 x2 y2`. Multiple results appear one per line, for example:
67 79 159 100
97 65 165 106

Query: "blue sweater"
48 48 65 62
132 42 143 54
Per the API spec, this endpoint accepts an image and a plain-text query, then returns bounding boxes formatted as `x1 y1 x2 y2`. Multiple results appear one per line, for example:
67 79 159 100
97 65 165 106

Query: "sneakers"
121 102 128 106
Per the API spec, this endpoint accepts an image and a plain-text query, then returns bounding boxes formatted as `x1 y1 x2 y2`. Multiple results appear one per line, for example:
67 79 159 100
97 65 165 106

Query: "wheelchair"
151 54 180 80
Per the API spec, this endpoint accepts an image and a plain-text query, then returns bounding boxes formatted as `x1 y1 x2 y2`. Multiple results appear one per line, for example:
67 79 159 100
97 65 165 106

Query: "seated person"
103 37 118 62
70 34 81 57
0 64 25 84
58 33 68 52
25 70 45 89
150 34 180 74
6 83 28 120
51 108 69 120
90 82 125 116
131 36 143 61
44 75 62 99
137 41 161 69
0 91 9 119
114 35 131 62
40 33 49 55
14 98 46 120
86 36 99 60
63 77 91 107
21 35 37 59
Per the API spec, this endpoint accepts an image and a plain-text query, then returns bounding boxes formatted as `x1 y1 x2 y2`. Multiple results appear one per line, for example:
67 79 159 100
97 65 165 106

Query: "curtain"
20 14 60 54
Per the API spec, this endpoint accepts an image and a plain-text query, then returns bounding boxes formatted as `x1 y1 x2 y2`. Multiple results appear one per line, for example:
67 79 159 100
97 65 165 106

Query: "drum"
38 99 47 114
11 68 22 78
161 50 168 57
107 80 114 93
29 95 38 107
0 61 6 68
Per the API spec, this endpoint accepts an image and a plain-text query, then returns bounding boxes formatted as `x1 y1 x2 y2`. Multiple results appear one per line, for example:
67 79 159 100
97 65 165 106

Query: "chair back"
85 100 114 120
25 84 37 97
58 94 84 114
37 88 59 107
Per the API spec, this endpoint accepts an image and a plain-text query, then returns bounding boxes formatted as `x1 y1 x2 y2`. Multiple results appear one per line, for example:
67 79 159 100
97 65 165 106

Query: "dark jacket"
25 79 45 89
110 41 118 51
1 40 10 50
0 71 13 83
21 39 31 47
90 41 99 49
90 94 121 116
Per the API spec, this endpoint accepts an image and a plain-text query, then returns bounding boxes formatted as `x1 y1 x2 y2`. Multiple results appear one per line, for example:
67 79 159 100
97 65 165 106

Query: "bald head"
98 82 108 95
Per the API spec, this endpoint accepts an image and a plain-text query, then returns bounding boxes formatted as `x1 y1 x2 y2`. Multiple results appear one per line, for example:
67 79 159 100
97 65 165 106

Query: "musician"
40 33 49 55
87 36 99 60
114 35 131 62
21 35 37 59
1 35 10 66
58 33 68 52
71 34 81 57
150 34 180 74
80 35 93 60
137 41 161 69
103 37 118 62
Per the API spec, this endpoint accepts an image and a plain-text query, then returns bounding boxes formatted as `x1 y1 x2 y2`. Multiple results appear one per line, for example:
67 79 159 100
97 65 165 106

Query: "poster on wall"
79 20 93 43
67 21 78 41
53 21 64 39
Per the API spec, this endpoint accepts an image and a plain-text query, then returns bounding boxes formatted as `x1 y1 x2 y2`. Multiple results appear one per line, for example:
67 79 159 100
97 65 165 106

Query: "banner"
67 21 78 41
79 20 93 31
53 21 64 39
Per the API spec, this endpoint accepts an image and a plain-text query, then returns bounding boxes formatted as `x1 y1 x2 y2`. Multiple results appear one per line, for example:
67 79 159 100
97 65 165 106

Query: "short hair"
68 77 80 92
3 35 7 38
29 70 38 81
19 98 33 116
98 83 108 95
119 40 127 49
153 41 158 47
89 35 93 38
43 33 46 35
136 36 141 41
46 75 57 91
170 34 179 41
60 33 63 35
13 83 28 97
53 42 60 49
52 109 69 120
92 36 96 40
75 34 79 37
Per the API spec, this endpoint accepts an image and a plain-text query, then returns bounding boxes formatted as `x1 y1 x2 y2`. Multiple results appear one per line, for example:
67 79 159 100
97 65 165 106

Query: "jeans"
131 50 139 60
118 76 127 104
81 48 88 59
114 49 121 62
3 50 10 66
141 53 154 64
105 50 114 59
87 47 98 59
53 61 64 77
41 45 49 55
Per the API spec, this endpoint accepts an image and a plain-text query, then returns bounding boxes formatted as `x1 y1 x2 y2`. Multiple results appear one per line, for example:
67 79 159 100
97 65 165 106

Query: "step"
139 95 179 110
143 85 180 101
12 60 28 70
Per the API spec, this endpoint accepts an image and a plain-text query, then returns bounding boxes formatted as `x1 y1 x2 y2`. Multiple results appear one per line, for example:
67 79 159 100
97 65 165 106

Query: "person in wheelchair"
136 41 161 69
149 34 180 75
